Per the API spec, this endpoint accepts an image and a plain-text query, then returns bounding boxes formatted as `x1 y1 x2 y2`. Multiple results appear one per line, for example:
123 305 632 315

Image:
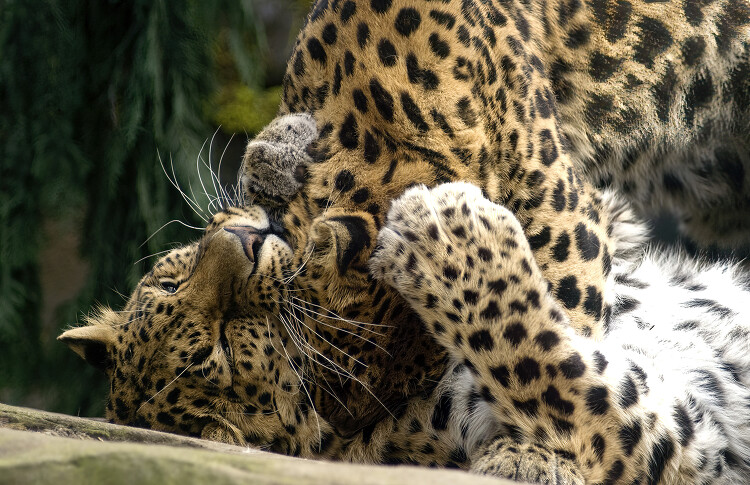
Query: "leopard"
239 0 749 438
58 0 750 483
59 181 750 483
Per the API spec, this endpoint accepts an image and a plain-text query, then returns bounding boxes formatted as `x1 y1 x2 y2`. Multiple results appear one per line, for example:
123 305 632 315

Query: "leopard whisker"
110 288 133 302
216 132 236 206
324 184 344 214
195 136 214 214
198 144 226 213
268 315 343 442
279 311 361 381
137 363 193 412
281 308 396 422
279 327 363 398
158 151 208 222
284 244 316 285
246 272 307 292
275 313 323 379
205 192 227 214
272 316 322 444
297 371 362 452
140 219 204 249
289 295 393 329
281 306 368 369
300 372 352 418
205 127 223 211
276 302 387 382
285 300 389 352
133 247 180 266
187 180 205 221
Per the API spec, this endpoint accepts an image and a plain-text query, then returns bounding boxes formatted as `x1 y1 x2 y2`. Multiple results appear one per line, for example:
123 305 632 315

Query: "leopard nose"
223 227 266 263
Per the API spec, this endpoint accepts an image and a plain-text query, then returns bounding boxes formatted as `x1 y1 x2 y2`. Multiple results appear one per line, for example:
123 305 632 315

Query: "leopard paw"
471 436 584 485
240 113 317 207
369 182 530 304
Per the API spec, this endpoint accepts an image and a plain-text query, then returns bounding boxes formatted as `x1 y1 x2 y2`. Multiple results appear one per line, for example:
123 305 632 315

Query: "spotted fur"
59 181 750 483
369 182 750 483
59 0 750 483
244 0 749 429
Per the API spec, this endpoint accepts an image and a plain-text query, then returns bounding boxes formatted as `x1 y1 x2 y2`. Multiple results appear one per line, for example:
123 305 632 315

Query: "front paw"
471 436 584 485
369 182 527 303
240 113 317 207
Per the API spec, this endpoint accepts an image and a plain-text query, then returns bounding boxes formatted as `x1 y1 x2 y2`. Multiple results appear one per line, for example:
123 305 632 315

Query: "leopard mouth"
186 324 235 373
219 322 235 374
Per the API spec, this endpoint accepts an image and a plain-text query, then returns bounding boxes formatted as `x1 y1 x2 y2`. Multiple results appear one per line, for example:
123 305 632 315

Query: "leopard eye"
159 279 179 294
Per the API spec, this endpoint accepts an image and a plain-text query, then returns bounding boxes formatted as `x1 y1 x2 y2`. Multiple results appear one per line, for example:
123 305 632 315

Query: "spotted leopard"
240 0 749 435
59 0 750 483
59 181 750 483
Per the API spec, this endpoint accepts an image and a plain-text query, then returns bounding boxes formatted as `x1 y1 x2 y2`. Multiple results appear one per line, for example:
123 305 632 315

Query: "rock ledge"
0 403 512 484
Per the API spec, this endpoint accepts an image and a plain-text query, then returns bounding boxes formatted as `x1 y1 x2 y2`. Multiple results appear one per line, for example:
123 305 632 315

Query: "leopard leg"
370 182 708 484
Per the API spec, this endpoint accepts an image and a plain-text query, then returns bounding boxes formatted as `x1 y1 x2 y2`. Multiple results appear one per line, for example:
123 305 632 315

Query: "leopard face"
60 206 322 448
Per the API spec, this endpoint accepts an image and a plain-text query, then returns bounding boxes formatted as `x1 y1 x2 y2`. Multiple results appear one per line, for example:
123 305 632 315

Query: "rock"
0 403 512 484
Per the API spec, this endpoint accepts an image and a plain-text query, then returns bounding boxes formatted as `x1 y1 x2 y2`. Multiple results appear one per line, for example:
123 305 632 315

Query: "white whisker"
272 316 322 444
285 300 388 352
133 248 178 266
279 312 361 381
140 219 204 248
195 137 212 214
284 244 316 285
289 295 393 329
281 306 368 370
217 132 235 204
138 364 194 412
280 310 396 421
160 151 207 221
206 127 222 210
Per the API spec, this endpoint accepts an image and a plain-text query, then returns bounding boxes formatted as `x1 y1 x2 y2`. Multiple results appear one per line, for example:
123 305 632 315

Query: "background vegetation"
0 0 308 416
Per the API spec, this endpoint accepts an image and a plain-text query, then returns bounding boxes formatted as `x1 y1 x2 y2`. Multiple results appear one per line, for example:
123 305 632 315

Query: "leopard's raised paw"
370 182 530 302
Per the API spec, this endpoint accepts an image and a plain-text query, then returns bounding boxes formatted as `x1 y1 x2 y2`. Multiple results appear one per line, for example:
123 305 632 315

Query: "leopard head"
61 123 444 443
59 206 333 450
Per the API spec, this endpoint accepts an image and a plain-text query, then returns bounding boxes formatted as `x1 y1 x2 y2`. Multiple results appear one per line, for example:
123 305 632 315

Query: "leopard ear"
58 309 119 372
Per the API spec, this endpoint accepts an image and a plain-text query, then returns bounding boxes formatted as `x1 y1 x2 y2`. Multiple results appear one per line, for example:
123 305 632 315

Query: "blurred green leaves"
211 85 282 134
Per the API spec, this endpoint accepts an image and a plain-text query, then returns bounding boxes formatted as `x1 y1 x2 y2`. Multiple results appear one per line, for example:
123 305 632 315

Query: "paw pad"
240 113 317 205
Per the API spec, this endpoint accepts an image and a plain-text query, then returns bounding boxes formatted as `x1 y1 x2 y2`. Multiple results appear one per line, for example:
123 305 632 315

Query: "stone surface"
0 403 513 484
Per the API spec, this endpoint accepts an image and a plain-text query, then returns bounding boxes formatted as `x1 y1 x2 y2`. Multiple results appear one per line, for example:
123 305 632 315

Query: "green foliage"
211 85 282 134
0 0 273 415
